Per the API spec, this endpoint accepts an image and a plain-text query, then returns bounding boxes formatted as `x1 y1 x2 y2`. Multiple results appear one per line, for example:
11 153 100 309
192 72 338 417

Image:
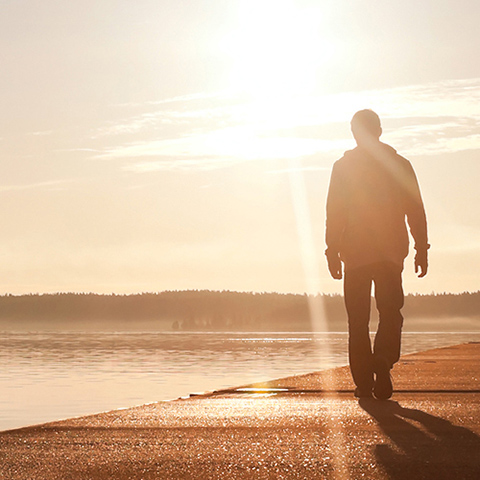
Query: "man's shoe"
354 387 373 398
374 357 393 400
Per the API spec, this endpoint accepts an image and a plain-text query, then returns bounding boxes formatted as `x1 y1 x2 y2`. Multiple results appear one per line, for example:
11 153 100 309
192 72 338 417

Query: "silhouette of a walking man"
325 110 429 399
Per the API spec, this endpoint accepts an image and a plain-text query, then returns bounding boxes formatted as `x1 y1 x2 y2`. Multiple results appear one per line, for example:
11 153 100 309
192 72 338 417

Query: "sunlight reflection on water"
1 331 479 431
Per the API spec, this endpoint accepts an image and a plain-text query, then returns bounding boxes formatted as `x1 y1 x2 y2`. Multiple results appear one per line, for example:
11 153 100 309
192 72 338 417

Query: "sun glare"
223 0 335 98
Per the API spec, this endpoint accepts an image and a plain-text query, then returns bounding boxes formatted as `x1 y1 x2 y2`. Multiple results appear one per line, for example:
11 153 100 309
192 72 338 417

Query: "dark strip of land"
1 343 479 479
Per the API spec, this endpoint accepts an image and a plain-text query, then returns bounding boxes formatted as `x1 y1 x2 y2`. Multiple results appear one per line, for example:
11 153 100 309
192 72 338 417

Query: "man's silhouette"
325 110 429 399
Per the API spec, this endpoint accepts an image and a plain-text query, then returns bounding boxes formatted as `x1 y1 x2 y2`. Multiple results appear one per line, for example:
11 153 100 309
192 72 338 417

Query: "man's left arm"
404 162 429 277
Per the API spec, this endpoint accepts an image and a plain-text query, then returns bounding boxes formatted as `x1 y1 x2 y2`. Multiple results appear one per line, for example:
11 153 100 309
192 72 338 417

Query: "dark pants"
343 262 404 390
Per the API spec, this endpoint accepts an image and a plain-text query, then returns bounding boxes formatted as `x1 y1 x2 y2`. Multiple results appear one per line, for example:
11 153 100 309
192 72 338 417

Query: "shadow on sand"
359 398 480 480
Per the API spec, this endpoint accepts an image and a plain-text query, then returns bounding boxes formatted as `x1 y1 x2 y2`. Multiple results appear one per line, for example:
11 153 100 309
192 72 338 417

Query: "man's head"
351 109 382 145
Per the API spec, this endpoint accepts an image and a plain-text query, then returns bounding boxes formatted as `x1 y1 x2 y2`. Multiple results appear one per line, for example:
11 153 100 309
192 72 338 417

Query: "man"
325 109 429 400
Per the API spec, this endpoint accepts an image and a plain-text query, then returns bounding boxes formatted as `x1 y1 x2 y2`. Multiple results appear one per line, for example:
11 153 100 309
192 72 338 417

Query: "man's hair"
351 109 382 138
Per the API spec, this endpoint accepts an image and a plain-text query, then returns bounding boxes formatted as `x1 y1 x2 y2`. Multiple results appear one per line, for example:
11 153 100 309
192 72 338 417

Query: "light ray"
288 157 350 479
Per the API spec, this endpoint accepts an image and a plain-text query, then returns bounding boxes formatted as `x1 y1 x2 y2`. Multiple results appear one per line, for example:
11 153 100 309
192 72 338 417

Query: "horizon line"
1 289 479 297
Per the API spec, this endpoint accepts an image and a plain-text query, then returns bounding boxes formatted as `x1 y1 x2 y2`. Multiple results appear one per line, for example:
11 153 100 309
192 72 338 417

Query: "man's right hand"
326 252 343 280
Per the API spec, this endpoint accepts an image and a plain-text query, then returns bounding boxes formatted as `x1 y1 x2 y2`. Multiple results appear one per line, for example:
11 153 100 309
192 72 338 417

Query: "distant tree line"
0 290 478 331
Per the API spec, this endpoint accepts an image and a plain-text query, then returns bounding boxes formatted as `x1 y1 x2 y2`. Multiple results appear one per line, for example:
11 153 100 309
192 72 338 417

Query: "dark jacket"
325 142 428 269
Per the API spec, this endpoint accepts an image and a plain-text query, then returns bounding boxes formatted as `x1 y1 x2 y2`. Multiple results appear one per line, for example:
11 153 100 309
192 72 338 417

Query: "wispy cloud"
387 121 480 156
97 125 349 173
121 156 239 173
267 165 331 175
367 79 480 155
0 180 73 193
96 91 243 138
150 91 235 106
56 148 102 153
30 130 54 136
91 78 480 171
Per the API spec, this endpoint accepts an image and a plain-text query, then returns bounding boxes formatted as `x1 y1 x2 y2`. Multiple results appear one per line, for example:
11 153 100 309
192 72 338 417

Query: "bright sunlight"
223 0 336 98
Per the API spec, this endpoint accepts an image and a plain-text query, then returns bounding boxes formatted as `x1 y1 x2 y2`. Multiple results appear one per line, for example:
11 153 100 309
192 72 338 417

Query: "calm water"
1 331 479 432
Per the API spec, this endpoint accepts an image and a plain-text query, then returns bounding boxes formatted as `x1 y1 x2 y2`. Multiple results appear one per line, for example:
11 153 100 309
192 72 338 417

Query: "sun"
222 0 335 98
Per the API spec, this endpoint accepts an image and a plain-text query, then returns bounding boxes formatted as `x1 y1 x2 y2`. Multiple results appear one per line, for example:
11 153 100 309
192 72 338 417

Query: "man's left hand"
415 249 428 278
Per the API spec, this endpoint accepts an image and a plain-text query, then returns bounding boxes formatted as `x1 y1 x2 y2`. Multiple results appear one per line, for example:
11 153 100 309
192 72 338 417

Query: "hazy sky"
1 0 479 295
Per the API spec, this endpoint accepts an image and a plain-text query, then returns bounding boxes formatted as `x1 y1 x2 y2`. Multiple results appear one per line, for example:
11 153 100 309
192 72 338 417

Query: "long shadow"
358 398 480 480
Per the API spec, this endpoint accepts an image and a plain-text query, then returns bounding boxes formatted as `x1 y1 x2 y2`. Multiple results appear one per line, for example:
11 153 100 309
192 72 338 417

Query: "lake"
1 331 479 432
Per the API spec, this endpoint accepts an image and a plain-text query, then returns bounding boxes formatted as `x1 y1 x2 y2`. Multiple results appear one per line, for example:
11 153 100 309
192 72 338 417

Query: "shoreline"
1 342 479 478
2 332 480 434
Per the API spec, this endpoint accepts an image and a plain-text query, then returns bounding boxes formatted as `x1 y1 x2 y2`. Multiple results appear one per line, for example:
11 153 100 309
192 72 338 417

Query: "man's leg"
372 262 404 367
344 265 374 394
372 262 404 399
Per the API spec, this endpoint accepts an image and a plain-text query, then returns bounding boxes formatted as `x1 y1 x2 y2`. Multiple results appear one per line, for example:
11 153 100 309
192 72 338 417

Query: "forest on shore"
0 290 479 332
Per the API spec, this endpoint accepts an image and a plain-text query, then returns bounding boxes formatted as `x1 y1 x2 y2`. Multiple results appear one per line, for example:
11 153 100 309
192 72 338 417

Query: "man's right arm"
325 162 346 280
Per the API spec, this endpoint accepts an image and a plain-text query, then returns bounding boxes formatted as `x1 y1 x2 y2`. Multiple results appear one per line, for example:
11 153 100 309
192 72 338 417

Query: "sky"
0 0 479 295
